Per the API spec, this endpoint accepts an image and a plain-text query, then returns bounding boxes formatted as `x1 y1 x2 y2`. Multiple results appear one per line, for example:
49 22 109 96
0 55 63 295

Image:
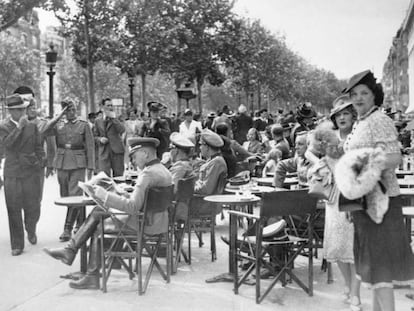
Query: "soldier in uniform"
45 100 95 242
0 94 45 256
193 129 227 215
93 98 125 177
169 132 195 220
44 137 172 290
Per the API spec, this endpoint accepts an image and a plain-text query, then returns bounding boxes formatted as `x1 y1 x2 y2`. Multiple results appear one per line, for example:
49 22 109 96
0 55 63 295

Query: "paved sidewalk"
0 176 413 311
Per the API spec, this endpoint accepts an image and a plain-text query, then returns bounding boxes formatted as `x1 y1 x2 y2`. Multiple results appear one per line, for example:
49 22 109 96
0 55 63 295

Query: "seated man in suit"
43 137 172 289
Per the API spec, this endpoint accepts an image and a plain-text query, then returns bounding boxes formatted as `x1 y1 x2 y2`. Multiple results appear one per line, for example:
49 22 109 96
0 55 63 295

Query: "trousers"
4 174 42 250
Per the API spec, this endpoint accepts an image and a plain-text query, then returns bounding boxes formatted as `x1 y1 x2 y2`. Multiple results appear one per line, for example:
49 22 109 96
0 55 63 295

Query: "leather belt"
58 144 84 150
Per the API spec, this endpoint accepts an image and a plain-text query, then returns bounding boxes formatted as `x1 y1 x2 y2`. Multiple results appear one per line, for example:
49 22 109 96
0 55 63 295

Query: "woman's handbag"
338 194 366 212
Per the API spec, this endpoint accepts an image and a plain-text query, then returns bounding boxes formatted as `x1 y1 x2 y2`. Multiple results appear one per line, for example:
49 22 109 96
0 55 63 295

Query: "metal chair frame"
99 185 174 295
228 189 318 304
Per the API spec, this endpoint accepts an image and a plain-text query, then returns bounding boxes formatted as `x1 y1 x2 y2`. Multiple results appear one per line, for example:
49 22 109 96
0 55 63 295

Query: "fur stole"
334 147 389 223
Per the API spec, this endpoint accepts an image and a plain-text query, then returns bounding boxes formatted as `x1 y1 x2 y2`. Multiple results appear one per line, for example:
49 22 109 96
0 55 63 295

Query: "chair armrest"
227 210 260 220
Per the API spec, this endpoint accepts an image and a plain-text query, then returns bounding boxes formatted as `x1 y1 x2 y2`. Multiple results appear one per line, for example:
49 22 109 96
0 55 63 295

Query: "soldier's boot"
45 212 99 265
69 236 100 290
59 207 80 242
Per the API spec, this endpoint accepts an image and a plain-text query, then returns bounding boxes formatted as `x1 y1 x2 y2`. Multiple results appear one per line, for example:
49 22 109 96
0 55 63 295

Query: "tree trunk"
196 80 203 114
174 77 182 115
257 84 261 110
141 73 146 112
83 0 95 113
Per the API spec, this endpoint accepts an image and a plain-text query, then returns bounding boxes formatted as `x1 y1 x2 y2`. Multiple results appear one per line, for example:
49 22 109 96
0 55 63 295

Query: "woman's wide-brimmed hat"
329 94 353 122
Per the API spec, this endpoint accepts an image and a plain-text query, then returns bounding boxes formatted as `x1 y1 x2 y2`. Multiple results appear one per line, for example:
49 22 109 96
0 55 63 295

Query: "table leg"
79 206 87 273
206 203 234 283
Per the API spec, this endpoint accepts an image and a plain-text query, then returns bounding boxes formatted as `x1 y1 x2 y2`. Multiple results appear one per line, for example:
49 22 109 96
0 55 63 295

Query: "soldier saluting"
44 100 95 242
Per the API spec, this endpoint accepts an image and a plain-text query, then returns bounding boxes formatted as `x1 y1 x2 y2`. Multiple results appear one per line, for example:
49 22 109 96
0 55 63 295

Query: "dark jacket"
0 118 45 178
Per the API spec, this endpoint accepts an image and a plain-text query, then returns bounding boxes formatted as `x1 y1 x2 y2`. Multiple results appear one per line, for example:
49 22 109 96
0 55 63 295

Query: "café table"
256 176 298 188
399 188 414 241
203 194 261 283
396 169 414 179
54 196 96 276
398 179 414 189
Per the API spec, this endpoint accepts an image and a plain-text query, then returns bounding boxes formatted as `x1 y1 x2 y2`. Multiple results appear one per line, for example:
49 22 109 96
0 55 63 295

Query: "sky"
233 0 411 79
38 0 411 80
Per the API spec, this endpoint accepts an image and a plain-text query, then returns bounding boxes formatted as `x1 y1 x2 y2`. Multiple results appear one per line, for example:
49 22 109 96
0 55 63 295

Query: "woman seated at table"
242 128 264 154
273 131 310 188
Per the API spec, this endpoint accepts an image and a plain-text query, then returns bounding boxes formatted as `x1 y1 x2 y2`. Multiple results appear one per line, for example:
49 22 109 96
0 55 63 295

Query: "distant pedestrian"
93 98 125 177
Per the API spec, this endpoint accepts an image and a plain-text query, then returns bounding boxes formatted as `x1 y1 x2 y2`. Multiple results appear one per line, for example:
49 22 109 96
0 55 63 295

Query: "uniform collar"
64 117 78 124
145 158 160 167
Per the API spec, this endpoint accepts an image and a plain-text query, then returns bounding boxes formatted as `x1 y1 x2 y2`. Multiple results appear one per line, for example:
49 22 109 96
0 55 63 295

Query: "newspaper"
78 172 126 211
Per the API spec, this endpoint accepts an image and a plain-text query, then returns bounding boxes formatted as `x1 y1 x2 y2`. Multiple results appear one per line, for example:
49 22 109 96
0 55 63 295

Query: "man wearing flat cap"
43 99 95 242
93 98 125 178
141 101 171 159
0 94 45 256
44 137 172 289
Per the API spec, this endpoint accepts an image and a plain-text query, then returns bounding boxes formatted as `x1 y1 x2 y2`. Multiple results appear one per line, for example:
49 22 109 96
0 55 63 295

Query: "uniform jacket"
194 154 227 195
93 117 125 155
0 118 45 178
104 160 172 235
273 155 310 188
47 118 95 170
170 160 194 193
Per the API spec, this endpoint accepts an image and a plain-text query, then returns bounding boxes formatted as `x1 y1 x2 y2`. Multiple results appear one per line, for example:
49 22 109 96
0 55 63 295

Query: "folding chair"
100 185 174 294
187 171 227 262
170 176 196 273
228 189 318 304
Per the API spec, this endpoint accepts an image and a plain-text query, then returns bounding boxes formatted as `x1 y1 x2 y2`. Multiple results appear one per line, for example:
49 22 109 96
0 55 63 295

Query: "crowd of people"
1 69 414 311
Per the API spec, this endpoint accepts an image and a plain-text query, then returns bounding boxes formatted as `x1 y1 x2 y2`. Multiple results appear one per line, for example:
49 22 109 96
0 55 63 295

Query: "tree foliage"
0 34 41 103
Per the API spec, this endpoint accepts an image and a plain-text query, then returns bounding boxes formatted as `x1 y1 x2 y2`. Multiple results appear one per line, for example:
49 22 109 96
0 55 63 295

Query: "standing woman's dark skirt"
352 196 414 288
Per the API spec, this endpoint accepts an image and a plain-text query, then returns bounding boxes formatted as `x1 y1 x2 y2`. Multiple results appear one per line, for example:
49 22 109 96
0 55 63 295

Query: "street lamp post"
176 81 197 110
45 43 58 118
128 75 135 108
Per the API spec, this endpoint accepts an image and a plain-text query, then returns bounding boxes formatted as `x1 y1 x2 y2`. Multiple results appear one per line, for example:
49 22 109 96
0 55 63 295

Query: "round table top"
402 206 414 216
399 188 414 197
55 196 96 207
256 177 298 186
398 179 414 188
225 185 275 194
396 169 414 175
204 194 261 204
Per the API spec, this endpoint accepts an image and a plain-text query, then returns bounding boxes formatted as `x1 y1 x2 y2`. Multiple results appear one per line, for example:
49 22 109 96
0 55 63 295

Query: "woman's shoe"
342 287 350 302
349 296 362 311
